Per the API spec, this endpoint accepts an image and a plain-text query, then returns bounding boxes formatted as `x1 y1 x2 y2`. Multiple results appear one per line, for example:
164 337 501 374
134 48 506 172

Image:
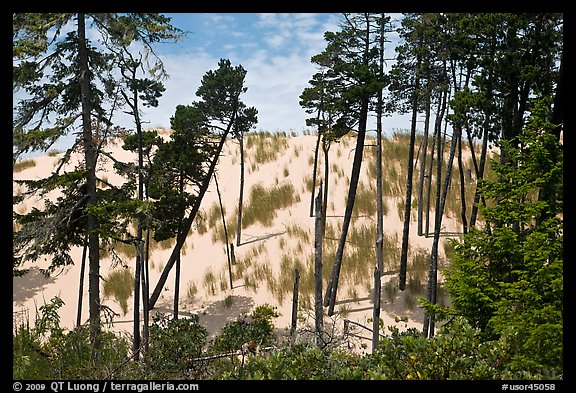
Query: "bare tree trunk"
314 181 324 347
236 134 244 246
425 122 437 238
373 16 385 352
457 131 468 235
290 268 300 336
417 89 431 237
310 120 323 217
372 265 380 352
142 229 151 353
321 140 330 234
173 255 180 319
323 109 368 317
173 174 185 320
78 13 101 353
133 86 145 359
215 173 233 289
423 122 460 338
76 237 88 327
469 124 489 228
399 67 420 291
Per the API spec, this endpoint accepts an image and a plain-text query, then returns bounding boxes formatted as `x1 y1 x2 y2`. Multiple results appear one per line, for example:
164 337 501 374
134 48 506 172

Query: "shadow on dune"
196 295 255 337
13 267 58 305
238 230 286 247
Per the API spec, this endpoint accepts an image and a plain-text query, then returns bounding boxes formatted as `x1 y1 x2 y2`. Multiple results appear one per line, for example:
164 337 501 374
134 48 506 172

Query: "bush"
145 313 209 379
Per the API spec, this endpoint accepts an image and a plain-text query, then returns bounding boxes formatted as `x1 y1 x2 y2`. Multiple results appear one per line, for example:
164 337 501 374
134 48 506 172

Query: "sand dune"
13 131 469 344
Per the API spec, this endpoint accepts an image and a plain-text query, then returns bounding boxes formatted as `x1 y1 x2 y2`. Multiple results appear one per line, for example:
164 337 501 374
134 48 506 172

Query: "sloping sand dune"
13 132 469 345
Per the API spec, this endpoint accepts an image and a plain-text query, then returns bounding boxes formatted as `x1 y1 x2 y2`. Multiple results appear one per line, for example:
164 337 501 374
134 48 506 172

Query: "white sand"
13 132 469 346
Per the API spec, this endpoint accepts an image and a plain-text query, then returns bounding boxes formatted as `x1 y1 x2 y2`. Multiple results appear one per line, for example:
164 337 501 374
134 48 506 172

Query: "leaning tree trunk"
423 122 460 338
417 88 431 237
399 70 420 291
425 119 437 238
149 129 231 310
173 174 185 320
215 173 233 289
372 102 384 353
142 228 151 353
132 77 146 359
373 17 385 351
324 100 368 317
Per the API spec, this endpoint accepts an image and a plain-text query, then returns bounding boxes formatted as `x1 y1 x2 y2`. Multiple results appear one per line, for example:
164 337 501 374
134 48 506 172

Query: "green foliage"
13 170 90 274
13 299 559 379
240 343 363 380
235 317 560 380
13 296 137 379
145 313 209 379
442 108 563 373
209 304 279 355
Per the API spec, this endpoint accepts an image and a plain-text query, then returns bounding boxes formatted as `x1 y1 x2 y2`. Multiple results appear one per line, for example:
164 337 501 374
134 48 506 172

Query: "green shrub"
146 313 209 379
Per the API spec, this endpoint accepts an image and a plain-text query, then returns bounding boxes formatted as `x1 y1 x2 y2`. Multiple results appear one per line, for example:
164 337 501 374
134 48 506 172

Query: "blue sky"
142 13 346 133
140 13 409 135
16 13 411 156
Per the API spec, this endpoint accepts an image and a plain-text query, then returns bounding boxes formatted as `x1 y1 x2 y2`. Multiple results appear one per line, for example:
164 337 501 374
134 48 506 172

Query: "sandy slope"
13 132 469 346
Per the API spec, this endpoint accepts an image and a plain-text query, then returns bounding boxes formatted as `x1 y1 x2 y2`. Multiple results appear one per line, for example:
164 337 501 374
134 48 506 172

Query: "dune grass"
13 158 36 173
186 280 198 301
241 181 299 228
102 268 134 315
245 131 289 165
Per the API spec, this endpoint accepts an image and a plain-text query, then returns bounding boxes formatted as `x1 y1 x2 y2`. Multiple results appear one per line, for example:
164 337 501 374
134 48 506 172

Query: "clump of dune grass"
13 158 36 173
203 268 217 296
303 174 315 193
241 181 299 228
103 268 134 315
245 131 288 164
186 281 198 301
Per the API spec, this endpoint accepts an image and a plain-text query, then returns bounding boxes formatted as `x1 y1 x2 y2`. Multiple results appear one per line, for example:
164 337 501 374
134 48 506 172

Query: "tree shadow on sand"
196 295 255 338
237 229 286 247
13 266 58 305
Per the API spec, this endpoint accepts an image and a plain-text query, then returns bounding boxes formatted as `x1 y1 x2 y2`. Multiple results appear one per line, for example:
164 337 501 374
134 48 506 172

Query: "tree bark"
77 13 101 353
423 122 460 338
236 134 245 246
215 173 233 289
309 118 323 217
314 182 324 347
417 89 431 237
290 268 300 336
373 15 385 352
399 58 421 291
76 237 88 327
457 130 468 235
321 140 330 234
324 103 368 317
